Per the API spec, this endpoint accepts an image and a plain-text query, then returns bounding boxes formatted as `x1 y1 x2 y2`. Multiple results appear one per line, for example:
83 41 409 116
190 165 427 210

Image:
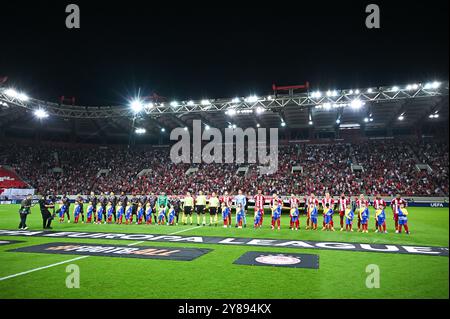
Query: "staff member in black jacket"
38 194 55 229
18 195 33 230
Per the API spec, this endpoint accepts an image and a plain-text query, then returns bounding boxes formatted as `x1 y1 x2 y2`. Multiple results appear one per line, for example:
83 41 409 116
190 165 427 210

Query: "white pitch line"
0 256 89 282
169 225 203 235
127 241 145 246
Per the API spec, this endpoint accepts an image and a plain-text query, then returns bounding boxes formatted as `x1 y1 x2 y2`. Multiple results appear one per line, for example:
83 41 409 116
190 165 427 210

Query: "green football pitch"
0 204 448 299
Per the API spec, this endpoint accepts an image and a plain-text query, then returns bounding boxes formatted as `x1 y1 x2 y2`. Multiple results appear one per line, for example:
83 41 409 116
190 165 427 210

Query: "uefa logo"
255 254 302 265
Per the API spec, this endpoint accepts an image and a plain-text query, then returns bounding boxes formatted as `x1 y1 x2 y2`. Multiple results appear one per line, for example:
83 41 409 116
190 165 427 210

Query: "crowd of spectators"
0 138 448 196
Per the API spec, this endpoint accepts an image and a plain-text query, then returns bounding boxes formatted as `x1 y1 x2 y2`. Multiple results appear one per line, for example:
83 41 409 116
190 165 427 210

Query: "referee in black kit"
38 193 55 229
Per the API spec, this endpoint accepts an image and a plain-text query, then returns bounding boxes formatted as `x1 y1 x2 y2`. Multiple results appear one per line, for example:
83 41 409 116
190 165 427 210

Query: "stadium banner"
7 242 211 261
0 240 23 246
0 230 448 257
233 252 319 269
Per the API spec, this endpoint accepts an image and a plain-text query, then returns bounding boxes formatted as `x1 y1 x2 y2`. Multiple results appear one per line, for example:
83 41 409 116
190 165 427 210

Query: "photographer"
18 194 33 230
39 193 55 229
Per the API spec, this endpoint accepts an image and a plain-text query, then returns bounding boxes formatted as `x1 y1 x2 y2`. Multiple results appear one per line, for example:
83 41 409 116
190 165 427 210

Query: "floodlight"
350 99 363 109
245 95 258 103
4 88 18 98
135 128 146 134
34 109 49 119
130 99 144 113
226 109 236 116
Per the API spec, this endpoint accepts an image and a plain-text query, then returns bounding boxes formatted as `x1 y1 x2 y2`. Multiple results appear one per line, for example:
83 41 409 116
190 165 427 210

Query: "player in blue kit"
397 203 410 234
125 204 133 224
145 202 153 225
168 205 176 225
345 205 355 232
58 201 67 223
116 202 124 224
323 203 335 231
136 203 145 224
376 204 387 233
158 205 167 225
86 202 94 223
271 199 282 230
73 201 82 224
309 204 319 230
359 204 370 233
254 208 263 229
290 204 300 231
236 203 245 229
96 203 104 224
106 202 114 224
221 202 231 228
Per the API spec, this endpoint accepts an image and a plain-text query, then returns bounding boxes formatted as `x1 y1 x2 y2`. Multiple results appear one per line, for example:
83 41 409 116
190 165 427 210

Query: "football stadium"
0 1 448 306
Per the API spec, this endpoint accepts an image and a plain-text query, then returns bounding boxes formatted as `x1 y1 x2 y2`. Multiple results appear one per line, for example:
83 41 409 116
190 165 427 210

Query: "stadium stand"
0 166 29 195
0 137 448 196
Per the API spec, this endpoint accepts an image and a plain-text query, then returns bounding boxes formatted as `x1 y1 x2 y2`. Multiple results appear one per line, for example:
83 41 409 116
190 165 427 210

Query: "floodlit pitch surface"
0 205 448 299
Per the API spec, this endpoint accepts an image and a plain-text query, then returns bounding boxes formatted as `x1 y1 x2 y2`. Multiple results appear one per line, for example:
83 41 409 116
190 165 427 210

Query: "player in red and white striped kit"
372 194 386 232
391 194 407 233
220 191 233 228
305 193 319 230
321 192 335 231
289 194 300 229
337 193 350 231
254 190 266 227
356 194 369 232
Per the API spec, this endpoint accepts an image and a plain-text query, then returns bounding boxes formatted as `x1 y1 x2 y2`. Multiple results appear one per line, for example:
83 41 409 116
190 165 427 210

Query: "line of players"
51 190 411 234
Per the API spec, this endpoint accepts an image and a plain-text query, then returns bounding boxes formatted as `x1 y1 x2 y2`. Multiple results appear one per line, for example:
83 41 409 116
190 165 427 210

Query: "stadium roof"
0 81 448 142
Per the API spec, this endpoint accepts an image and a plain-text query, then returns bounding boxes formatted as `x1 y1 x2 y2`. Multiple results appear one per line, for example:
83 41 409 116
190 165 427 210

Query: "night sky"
0 0 448 106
